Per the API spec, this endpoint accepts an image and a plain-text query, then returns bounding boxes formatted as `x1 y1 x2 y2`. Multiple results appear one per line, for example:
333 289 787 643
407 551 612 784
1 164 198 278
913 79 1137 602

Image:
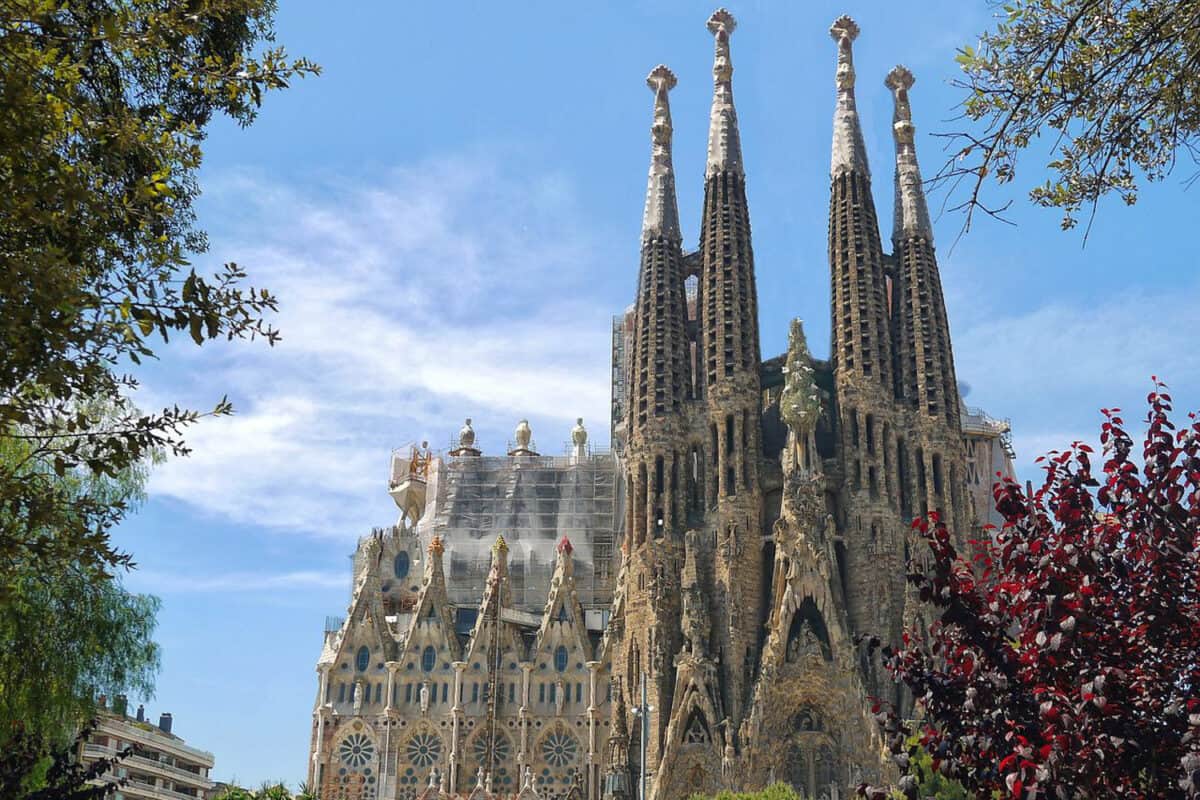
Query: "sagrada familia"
307 11 1016 800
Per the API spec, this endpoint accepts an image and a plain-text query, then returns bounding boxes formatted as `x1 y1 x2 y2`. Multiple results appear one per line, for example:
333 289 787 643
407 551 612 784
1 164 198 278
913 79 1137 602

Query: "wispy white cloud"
145 157 620 538
131 568 347 593
949 279 1200 475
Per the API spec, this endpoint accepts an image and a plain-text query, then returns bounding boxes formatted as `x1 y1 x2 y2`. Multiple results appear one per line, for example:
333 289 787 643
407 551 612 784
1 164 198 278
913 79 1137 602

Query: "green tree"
942 0 1200 234
0 400 160 749
690 783 804 800
0 0 318 583
0 721 125 800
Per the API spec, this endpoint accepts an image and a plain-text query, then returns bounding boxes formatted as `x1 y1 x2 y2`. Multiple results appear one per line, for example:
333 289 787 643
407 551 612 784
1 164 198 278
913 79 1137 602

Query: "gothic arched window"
421 645 436 672
394 551 410 579
554 645 568 672
356 646 370 671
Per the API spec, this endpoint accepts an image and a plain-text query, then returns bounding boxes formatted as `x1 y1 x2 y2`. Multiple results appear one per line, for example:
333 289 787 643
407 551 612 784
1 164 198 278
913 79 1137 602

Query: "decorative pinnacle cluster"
705 7 743 177
885 65 933 242
829 15 869 177
641 64 681 240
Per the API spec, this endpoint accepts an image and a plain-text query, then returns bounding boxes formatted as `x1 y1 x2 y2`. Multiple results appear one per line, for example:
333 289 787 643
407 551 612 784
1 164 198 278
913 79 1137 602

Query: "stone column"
451 661 466 790
384 662 398 713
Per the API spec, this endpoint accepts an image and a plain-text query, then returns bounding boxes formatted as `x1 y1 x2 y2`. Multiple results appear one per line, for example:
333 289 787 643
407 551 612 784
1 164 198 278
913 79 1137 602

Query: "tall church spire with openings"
698 7 764 734
828 16 893 397
886 65 957 427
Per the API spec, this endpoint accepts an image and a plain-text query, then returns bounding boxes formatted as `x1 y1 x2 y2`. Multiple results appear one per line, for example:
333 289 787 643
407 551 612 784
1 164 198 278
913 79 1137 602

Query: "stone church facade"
306 11 1015 800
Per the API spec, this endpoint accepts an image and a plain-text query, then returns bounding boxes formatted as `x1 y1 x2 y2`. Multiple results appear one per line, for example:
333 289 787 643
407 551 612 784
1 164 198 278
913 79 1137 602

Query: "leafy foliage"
211 783 317 800
863 382 1200 798
0 720 125 800
0 402 159 748
0 0 318 581
690 782 804 800
941 0 1200 234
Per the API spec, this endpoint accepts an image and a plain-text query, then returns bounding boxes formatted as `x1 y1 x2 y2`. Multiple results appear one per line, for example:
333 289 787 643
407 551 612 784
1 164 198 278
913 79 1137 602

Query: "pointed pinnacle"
705 10 743 177
642 65 681 240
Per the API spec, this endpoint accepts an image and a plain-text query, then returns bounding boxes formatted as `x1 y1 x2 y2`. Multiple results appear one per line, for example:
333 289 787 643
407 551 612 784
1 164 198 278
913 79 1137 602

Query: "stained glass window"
338 733 375 767
405 733 441 768
541 732 579 767
554 646 568 672
394 552 410 579
421 646 436 672
356 646 369 672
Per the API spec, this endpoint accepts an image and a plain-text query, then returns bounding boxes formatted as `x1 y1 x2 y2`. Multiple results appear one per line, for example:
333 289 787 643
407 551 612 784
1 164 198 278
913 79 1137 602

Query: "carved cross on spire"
705 8 743 177
641 65 681 241
829 15 869 177
886 65 932 242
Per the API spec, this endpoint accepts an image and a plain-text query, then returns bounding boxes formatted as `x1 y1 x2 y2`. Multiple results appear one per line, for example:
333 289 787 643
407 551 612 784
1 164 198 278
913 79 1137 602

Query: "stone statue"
420 681 430 714
353 680 364 713
555 679 565 715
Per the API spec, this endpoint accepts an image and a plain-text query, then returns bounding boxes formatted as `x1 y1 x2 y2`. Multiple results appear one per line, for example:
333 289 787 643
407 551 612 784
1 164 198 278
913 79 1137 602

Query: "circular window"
339 733 375 767
541 732 579 767
394 551 410 579
472 731 512 767
405 733 441 768
356 646 370 672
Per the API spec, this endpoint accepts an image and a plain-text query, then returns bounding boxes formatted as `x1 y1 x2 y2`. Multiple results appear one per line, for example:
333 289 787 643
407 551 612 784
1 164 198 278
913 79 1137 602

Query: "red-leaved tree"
864 382 1200 799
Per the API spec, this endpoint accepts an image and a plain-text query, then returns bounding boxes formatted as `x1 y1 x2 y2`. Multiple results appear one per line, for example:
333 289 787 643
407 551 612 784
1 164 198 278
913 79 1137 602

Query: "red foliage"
868 383 1200 799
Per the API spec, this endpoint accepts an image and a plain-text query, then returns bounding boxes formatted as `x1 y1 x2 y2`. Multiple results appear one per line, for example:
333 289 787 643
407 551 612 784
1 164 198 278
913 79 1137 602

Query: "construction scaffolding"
416 449 622 611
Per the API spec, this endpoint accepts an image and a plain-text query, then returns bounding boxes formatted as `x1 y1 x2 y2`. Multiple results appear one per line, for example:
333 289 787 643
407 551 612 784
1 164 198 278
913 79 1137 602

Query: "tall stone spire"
642 65 681 241
626 63 691 537
887 65 959 430
827 15 893 396
698 5 763 735
886 65 933 242
830 15 869 178
706 8 742 177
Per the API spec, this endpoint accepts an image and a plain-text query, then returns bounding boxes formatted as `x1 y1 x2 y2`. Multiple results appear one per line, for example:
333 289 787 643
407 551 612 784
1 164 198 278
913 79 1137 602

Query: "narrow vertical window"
421 645 436 672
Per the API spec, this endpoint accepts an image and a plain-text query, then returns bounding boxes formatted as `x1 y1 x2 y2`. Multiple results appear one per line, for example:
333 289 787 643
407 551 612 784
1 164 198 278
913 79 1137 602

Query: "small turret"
570 417 588 464
450 418 481 457
508 419 538 457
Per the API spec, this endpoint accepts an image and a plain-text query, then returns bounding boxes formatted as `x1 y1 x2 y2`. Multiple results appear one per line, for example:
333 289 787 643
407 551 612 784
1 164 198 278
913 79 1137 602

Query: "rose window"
472 732 512 766
541 732 579 767
338 733 375 768
405 733 442 768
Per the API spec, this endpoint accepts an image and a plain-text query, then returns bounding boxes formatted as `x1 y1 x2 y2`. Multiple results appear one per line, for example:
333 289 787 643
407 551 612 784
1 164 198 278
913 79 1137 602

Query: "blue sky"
111 0 1199 787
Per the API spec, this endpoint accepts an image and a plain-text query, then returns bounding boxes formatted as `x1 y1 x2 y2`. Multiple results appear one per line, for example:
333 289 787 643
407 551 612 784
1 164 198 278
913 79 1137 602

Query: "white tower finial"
886 65 933 242
706 9 744 177
642 65 681 241
830 15 869 178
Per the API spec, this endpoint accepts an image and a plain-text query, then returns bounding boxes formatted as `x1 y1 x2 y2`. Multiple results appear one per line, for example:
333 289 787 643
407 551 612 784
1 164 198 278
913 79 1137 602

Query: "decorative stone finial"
427 535 444 557
705 9 743 178
557 536 574 556
829 15 869 177
458 418 476 448
493 535 509 555
515 419 531 448
707 9 737 81
887 66 933 242
830 14 860 43
571 418 587 446
642 65 681 241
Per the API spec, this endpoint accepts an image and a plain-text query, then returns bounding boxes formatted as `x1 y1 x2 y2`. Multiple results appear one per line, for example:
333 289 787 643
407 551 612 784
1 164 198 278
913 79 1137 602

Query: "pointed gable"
533 537 590 658
402 535 461 666
464 536 524 665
